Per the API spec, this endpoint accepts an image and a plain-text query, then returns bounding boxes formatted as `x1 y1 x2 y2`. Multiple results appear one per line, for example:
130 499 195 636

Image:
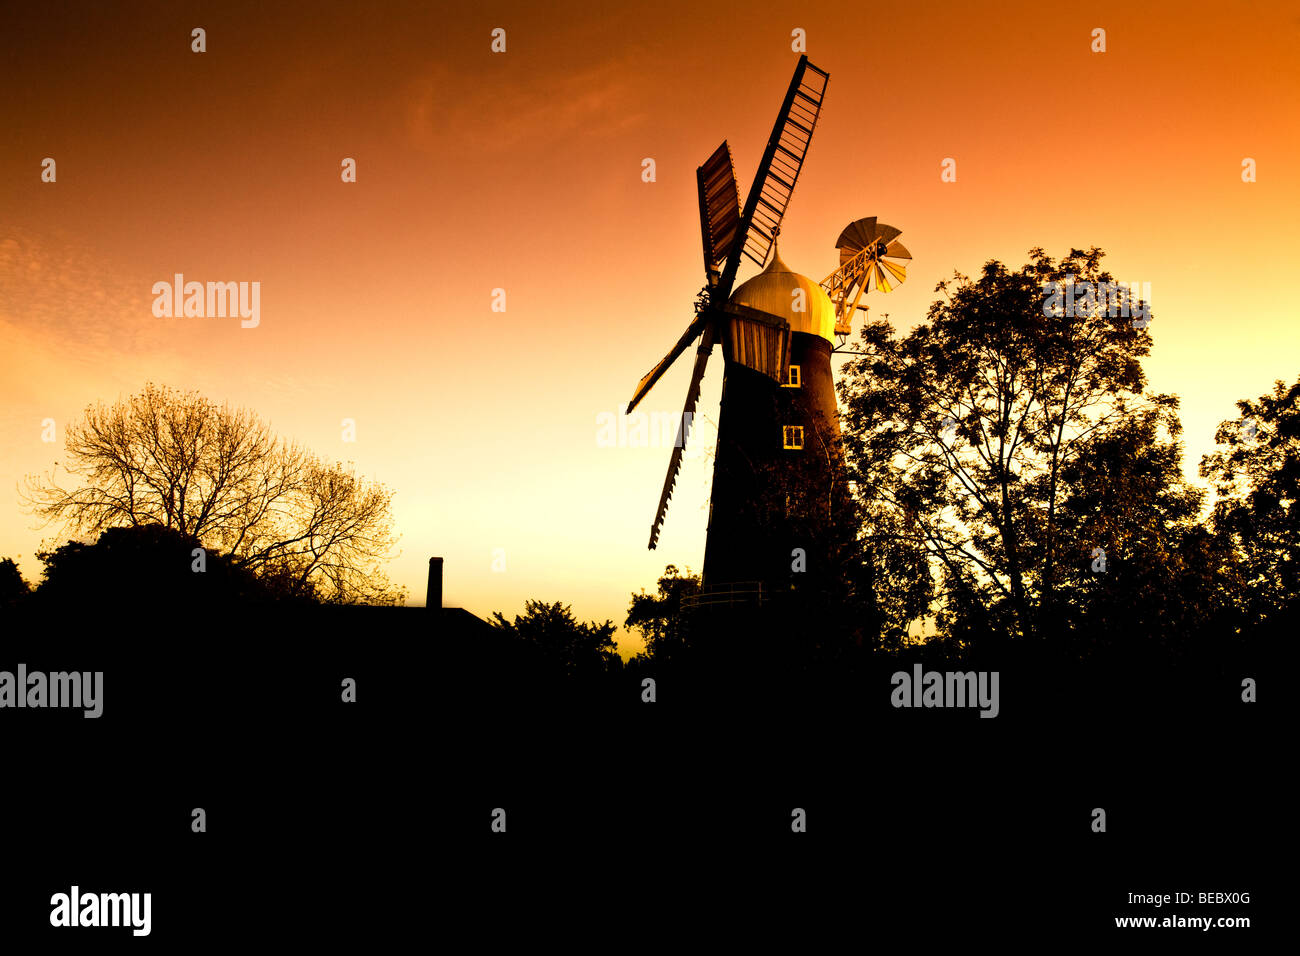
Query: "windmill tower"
625 56 910 608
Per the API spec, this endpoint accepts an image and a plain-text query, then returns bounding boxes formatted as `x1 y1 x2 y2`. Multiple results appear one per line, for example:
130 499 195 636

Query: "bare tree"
23 383 404 604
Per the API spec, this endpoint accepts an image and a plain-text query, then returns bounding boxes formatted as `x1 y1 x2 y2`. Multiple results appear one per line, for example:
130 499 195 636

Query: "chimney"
427 557 443 611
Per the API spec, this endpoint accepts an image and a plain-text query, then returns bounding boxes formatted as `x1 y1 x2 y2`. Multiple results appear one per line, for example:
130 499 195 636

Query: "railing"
680 582 766 612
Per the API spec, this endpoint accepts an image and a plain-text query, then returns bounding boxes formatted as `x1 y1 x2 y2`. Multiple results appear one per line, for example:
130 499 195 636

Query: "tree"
490 601 619 677
23 383 403 604
33 524 309 611
625 564 700 664
838 247 1183 647
0 558 31 610
1200 376 1300 635
1045 404 1233 658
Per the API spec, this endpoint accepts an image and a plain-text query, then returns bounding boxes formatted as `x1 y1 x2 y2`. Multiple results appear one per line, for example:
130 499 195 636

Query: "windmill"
625 56 909 601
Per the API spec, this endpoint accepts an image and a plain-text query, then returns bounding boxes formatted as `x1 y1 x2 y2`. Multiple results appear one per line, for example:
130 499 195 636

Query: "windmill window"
783 425 804 450
783 364 802 388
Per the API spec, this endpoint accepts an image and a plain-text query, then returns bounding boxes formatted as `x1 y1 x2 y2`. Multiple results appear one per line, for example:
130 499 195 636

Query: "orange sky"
2 0 1297 657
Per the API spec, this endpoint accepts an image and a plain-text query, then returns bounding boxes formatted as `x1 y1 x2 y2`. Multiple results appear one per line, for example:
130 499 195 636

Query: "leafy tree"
0 558 31 610
33 524 311 610
625 564 700 664
1200 376 1300 634
838 247 1182 647
22 383 403 604
490 600 619 677
843 487 934 654
1046 404 1233 658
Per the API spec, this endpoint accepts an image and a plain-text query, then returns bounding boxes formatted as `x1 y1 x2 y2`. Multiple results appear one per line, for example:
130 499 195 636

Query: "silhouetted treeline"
2 524 319 614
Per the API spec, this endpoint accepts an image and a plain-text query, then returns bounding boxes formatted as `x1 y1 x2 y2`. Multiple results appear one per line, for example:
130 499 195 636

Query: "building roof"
728 245 837 342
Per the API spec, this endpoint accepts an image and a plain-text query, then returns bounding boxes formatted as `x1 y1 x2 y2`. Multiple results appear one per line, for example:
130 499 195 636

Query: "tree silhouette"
1046 404 1234 659
23 383 403 604
0 558 31 610
1201 375 1300 636
33 524 310 611
838 247 1184 648
625 564 700 664
490 600 619 678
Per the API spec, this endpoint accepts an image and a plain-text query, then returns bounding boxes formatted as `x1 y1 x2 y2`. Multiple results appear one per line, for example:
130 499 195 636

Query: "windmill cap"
728 244 836 342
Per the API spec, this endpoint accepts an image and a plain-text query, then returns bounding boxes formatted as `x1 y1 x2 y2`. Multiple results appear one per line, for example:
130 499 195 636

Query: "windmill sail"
735 56 830 272
697 142 741 287
649 322 715 549
626 313 708 414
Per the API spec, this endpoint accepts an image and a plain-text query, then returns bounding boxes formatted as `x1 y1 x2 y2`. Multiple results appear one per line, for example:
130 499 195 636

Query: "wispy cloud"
404 60 646 155
0 228 187 405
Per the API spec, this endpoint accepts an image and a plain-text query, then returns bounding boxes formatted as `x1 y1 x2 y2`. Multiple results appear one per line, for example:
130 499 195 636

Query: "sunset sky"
2 0 1297 657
